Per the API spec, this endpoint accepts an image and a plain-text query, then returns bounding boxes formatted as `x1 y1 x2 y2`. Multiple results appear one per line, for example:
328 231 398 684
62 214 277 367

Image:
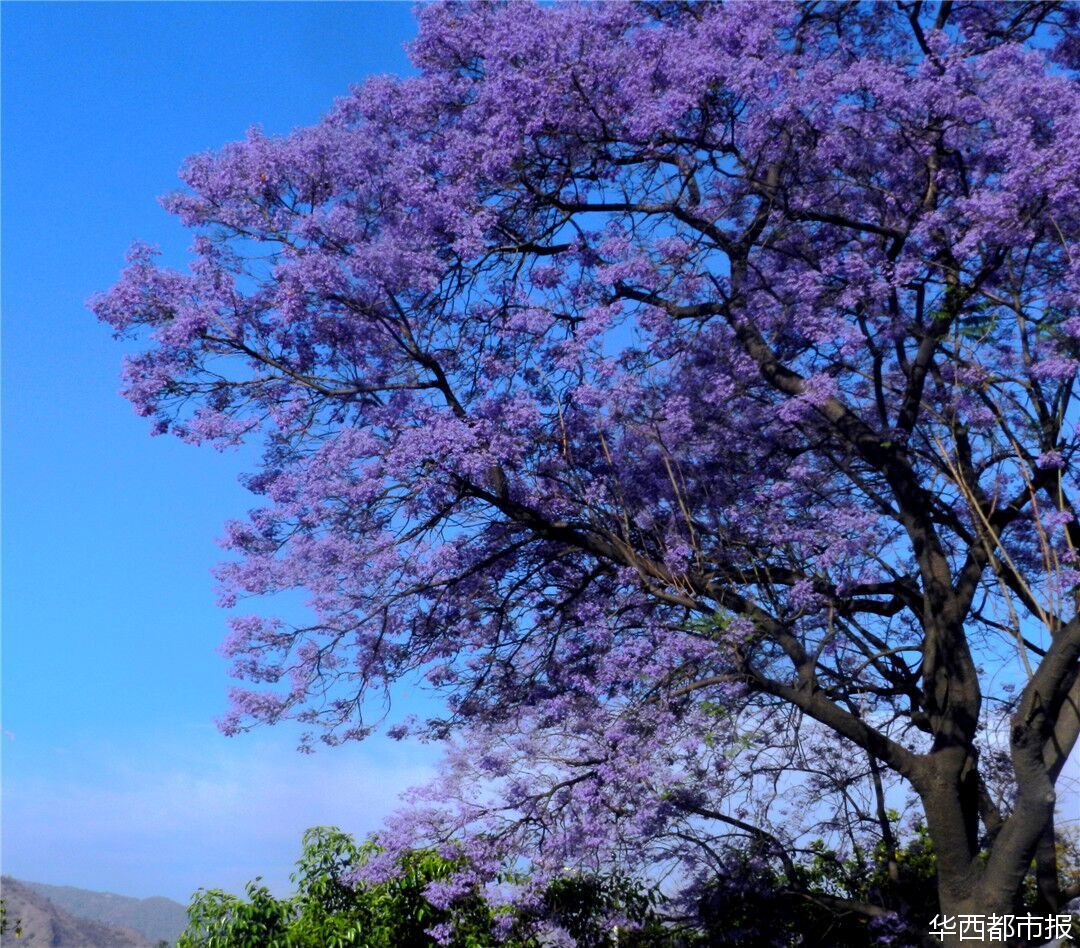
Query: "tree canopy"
94 2 1080 943
178 827 504 948
172 822 963 947
177 826 672 948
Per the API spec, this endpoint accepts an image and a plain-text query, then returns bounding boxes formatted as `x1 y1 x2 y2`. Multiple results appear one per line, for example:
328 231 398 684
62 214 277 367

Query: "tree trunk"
1033 817 1060 916
924 783 1061 947
919 755 1023 947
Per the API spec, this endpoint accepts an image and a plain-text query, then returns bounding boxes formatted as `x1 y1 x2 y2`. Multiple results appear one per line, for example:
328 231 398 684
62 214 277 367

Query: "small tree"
177 827 669 947
178 827 504 947
96 3 1080 943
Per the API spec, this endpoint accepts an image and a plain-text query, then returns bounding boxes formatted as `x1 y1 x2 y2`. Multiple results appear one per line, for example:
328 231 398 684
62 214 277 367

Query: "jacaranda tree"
94 2 1080 943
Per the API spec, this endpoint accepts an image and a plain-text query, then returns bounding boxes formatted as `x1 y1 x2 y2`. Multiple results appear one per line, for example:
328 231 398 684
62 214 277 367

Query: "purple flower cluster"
93 2 1080 935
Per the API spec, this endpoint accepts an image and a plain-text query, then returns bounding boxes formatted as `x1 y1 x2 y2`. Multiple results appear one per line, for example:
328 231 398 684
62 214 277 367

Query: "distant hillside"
0 877 153 947
7 878 187 946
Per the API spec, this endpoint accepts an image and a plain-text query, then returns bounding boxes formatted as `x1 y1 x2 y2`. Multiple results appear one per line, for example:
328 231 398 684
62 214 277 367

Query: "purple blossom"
93 1 1080 932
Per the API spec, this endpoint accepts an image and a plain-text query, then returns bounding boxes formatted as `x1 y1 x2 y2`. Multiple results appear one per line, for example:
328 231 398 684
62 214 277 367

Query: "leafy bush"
177 822 1080 946
177 827 504 948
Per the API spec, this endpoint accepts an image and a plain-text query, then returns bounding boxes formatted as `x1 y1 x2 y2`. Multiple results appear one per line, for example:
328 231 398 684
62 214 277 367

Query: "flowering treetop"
94 2 1080 936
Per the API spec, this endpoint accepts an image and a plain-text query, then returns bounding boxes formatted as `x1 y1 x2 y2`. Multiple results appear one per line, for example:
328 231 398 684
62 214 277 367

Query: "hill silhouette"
1 877 153 946
2 876 187 946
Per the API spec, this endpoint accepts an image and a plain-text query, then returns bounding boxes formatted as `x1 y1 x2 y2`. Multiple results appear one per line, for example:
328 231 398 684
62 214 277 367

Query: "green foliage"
537 873 666 947
177 827 679 947
688 824 942 947
690 819 1080 947
183 820 1080 947
792 821 937 901
177 827 506 948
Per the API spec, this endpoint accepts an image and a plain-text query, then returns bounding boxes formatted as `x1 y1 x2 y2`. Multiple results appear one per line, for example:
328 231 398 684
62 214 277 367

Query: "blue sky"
2 2 440 901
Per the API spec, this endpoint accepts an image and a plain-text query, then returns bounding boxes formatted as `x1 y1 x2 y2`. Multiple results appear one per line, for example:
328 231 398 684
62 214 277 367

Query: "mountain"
2 877 188 946
0 877 154 946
